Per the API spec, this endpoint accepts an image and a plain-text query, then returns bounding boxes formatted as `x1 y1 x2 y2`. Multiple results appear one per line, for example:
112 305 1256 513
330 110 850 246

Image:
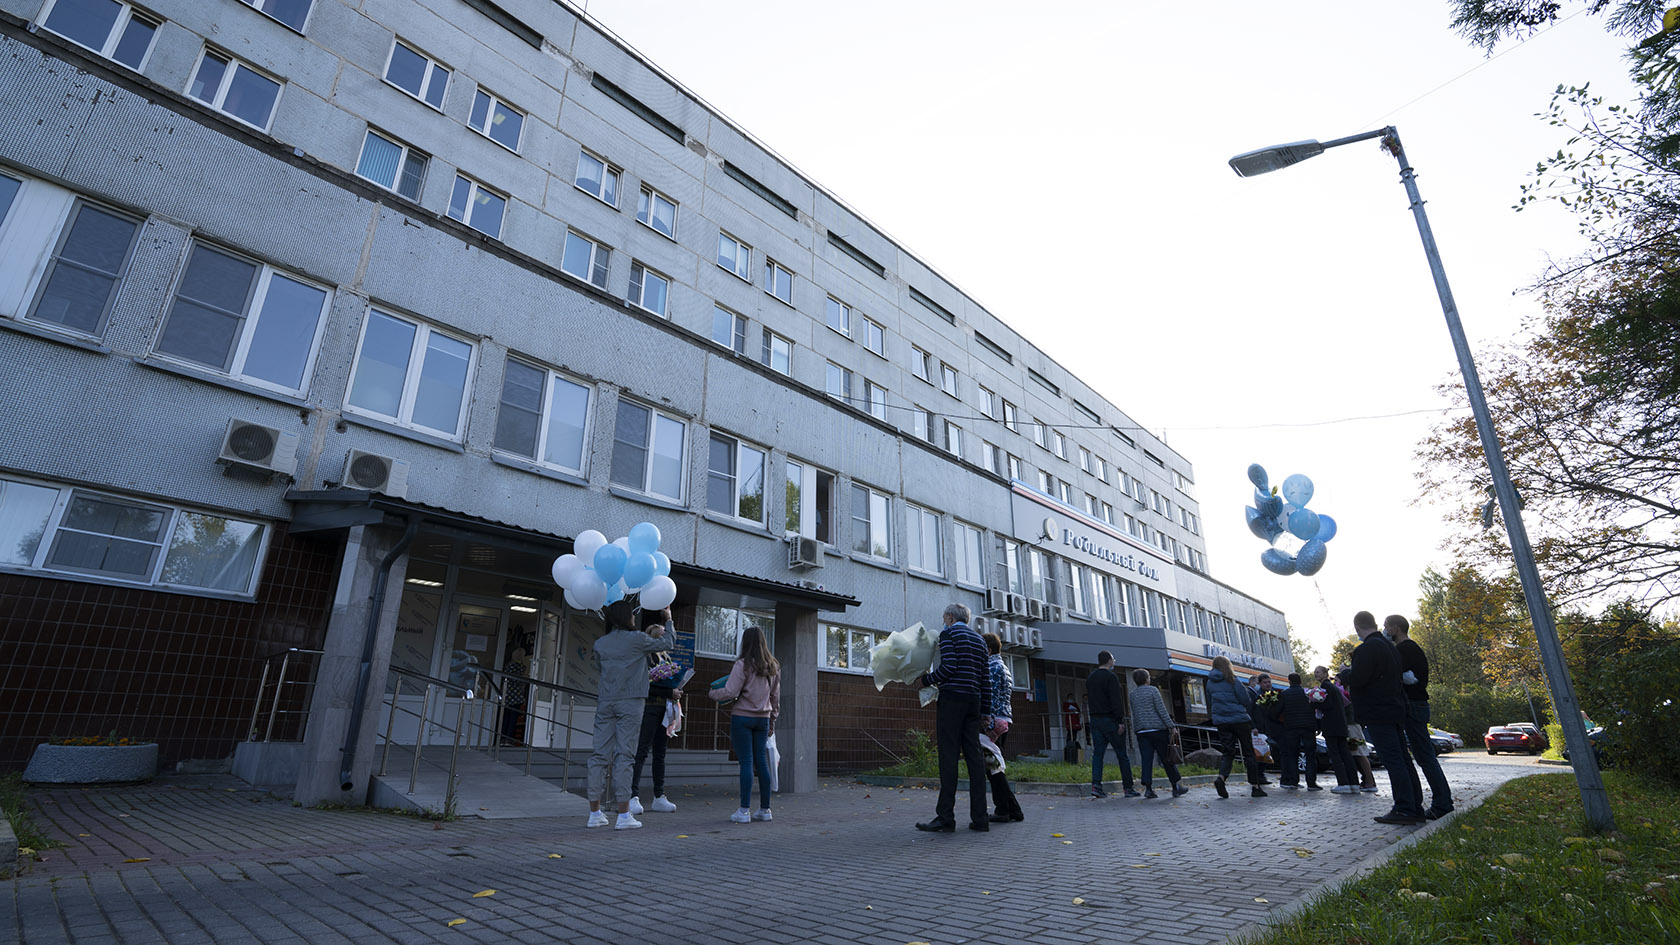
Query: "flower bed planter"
23 743 158 784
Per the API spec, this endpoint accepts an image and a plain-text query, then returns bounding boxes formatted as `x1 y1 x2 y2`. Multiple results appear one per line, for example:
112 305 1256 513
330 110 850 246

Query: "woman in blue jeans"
709 625 781 823
1128 668 1188 799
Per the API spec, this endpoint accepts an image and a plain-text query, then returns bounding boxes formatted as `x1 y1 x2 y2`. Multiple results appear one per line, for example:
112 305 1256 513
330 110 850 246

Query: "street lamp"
1229 126 1616 832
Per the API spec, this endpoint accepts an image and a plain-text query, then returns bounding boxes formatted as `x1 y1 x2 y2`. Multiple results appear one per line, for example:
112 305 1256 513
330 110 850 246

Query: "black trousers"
935 694 988 826
989 729 1023 819
1278 727 1319 786
1215 722 1263 784
631 701 667 798
1323 734 1357 786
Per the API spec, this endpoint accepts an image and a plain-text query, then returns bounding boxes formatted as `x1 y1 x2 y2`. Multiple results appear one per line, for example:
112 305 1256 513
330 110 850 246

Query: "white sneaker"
650 795 677 812
1331 785 1356 794
614 813 642 830
1360 785 1380 793
751 809 772 822
586 810 609 828
730 808 751 824
627 796 644 815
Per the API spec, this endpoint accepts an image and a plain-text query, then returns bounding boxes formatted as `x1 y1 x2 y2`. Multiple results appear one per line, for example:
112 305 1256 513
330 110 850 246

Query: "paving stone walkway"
6 754 1551 945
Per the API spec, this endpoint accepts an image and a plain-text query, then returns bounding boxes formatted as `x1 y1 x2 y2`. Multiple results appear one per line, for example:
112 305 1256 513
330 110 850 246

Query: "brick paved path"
6 755 1547 945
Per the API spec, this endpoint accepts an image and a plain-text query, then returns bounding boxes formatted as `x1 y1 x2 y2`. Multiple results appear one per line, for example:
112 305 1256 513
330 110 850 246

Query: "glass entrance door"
437 599 508 746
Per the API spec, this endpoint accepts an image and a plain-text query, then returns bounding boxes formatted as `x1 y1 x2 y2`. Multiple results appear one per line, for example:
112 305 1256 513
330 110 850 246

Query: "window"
574 151 619 206
825 296 852 337
636 185 678 239
913 407 936 443
560 231 610 289
1101 501 1114 525
906 504 942 575
785 462 835 542
978 385 996 418
1022 546 1048 601
1056 480 1072 504
866 381 888 422
764 259 793 304
1006 454 1023 481
1066 563 1087 614
850 484 891 560
356 130 428 200
1078 447 1091 473
953 522 983 587
822 624 888 672
760 329 791 375
469 88 525 152
1174 469 1198 498
825 361 853 401
346 309 475 438
1037 470 1053 494
384 40 449 109
240 0 311 31
981 441 1000 476
155 242 330 394
863 317 885 357
17 196 143 337
1090 572 1112 622
942 420 961 457
998 538 1021 594
939 362 959 397
711 305 746 354
1 476 268 595
1001 400 1018 433
717 233 751 280
494 358 591 474
1085 494 1098 517
1183 510 1200 535
1053 430 1067 459
696 605 775 658
40 0 159 69
188 49 281 131
1032 419 1051 450
707 433 766 524
447 174 505 238
1094 456 1108 482
610 398 686 501
627 262 670 317
910 346 932 383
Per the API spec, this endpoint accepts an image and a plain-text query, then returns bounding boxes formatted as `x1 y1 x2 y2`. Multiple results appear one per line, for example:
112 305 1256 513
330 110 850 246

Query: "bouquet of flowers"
1255 690 1279 711
1306 686 1326 703
649 655 682 685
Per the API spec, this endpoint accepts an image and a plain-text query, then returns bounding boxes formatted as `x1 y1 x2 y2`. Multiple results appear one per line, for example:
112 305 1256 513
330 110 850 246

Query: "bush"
1574 637 1680 784
1431 685 1548 742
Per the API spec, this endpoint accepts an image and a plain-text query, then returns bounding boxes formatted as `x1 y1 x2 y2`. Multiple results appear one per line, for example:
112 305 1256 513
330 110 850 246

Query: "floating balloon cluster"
1244 464 1337 577
551 521 677 611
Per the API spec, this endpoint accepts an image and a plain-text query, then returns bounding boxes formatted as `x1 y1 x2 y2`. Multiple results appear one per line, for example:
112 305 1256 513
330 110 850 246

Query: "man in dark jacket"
1388 614 1453 818
1313 665 1357 792
1348 611 1425 825
1275 673 1320 790
1085 651 1138 798
917 603 992 832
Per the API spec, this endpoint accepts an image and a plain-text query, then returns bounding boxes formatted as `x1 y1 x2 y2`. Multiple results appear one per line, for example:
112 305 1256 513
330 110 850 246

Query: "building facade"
0 0 1289 802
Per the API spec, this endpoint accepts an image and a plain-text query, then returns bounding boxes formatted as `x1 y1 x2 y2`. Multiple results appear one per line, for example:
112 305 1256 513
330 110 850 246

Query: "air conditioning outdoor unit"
217 418 298 477
971 616 988 635
1006 623 1027 648
984 587 1008 614
1005 592 1028 617
787 536 824 570
1046 604 1065 623
1027 627 1044 650
342 449 410 498
1025 598 1045 621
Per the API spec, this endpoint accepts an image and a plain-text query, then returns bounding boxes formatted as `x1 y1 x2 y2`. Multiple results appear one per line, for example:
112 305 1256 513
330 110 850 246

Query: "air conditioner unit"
1007 623 1027 648
1027 627 1044 650
1025 598 1045 621
217 418 298 477
1046 604 1065 623
787 536 824 570
971 616 988 635
342 449 410 498
1005 592 1028 617
984 587 1008 614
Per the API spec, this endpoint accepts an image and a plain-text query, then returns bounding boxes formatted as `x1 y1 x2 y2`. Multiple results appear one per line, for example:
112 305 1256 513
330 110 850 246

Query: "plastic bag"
662 699 683 737
868 622 940 691
979 733 1006 775
765 732 780 792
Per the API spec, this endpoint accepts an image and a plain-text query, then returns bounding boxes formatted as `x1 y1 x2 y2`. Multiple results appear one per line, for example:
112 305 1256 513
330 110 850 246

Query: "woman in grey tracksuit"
585 601 671 830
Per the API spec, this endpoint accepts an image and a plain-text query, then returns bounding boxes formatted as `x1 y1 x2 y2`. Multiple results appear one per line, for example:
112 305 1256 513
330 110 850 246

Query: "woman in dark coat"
1314 665 1357 792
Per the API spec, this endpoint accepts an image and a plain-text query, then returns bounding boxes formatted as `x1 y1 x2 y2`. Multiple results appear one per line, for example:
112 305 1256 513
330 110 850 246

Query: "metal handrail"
246 648 325 743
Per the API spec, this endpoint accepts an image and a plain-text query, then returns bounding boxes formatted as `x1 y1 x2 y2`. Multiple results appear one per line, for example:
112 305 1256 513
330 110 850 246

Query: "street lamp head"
1228 140 1326 177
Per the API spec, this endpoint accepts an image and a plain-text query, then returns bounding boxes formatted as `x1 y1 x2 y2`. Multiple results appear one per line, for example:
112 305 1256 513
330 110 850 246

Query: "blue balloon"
604 581 625 604
1281 473 1315 508
653 551 671 577
1247 464 1270 493
1287 508 1322 541
593 543 628 585
1296 540 1328 576
1315 514 1338 543
1260 548 1298 575
623 551 657 590
1255 491 1283 519
628 521 662 556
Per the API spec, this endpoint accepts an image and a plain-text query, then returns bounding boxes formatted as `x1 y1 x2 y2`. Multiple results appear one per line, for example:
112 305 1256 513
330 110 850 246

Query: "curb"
856 773 1218 795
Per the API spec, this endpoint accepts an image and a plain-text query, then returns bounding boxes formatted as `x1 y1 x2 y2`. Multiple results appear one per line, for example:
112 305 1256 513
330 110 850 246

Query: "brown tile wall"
0 525 340 770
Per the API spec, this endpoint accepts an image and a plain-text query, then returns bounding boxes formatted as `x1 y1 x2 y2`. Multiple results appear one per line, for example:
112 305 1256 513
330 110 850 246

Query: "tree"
1411 567 1497 689
1287 630 1319 678
1415 87 1680 616
1327 634 1360 674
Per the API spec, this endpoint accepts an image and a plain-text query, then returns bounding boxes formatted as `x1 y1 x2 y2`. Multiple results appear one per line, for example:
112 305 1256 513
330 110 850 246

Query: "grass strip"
1236 771 1680 945
2 773 62 854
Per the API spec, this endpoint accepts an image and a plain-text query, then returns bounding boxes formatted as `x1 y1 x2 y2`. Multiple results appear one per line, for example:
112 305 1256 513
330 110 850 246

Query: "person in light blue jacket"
1207 655 1266 799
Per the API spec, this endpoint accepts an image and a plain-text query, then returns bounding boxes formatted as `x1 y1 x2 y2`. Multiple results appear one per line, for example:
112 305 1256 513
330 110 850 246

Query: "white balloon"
572 570 609 610
551 553 581 588
612 536 631 552
574 529 608 563
639 575 677 610
563 586 584 610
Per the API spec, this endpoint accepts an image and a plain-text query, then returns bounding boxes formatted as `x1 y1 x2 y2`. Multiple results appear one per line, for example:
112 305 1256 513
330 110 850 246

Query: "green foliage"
1237 771 1680 945
1431 685 1548 742
1543 722 1565 760
0 774 61 858
1574 636 1680 783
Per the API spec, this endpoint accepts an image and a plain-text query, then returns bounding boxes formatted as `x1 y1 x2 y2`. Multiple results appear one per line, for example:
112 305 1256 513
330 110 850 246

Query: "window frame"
636 184 679 240
1002 400 1019 433
905 503 943 577
446 173 506 239
763 258 793 305
468 86 525 152
865 381 889 422
717 232 752 281
627 261 671 317
850 482 892 562
186 46 283 132
939 362 959 397
978 385 996 419
942 420 962 457
16 193 144 339
825 296 852 337
38 0 160 70
344 307 477 441
492 356 593 476
820 623 890 674
711 304 747 355
355 128 429 201
383 38 450 110
760 329 792 375
239 0 312 32
573 150 620 207
952 520 984 588
609 397 688 502
911 346 932 384
824 361 854 402
863 316 886 357
706 431 767 525
560 230 611 289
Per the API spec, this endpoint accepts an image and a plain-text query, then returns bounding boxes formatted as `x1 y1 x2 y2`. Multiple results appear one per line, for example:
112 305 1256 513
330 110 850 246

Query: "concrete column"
772 602 820 793
294 522 412 807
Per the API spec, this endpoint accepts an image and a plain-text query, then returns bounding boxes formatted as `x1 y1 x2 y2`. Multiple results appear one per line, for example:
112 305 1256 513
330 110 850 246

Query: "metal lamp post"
1229 126 1615 832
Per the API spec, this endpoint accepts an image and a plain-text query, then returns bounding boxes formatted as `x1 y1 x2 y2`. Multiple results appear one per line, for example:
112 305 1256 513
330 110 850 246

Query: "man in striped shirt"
916 603 993 832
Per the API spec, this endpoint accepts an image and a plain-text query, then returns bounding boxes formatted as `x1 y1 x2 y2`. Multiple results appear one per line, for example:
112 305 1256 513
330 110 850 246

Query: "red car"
1484 725 1545 754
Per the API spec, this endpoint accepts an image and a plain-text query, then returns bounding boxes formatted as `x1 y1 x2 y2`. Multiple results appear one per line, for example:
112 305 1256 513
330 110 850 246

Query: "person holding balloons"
585 599 672 830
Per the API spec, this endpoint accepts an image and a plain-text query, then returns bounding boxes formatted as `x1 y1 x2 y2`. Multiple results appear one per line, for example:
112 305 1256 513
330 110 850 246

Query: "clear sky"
576 0 1640 663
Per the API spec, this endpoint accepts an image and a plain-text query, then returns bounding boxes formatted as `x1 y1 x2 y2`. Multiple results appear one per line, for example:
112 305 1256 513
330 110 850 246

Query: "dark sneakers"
1374 812 1427 825
1123 789 1142 798
915 818 955 832
1090 785 1109 799
1251 786 1268 797
1171 784 1189 798
1214 777 1229 799
1425 808 1452 820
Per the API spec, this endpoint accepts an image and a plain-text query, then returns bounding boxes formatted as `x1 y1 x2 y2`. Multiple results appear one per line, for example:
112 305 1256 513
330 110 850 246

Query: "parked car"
1506 722 1550 752
1429 731 1455 754
1430 727 1464 750
1484 725 1546 754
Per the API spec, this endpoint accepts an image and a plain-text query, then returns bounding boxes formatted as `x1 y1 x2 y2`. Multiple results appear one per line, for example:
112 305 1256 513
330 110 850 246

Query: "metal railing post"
563 694 576 790
447 692 469 817
379 675 402 777
264 651 293 743
248 658 274 741
409 683 435 796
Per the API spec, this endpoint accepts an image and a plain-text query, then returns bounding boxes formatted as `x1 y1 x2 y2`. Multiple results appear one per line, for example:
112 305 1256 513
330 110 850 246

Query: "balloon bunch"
1243 464 1337 577
550 521 677 612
